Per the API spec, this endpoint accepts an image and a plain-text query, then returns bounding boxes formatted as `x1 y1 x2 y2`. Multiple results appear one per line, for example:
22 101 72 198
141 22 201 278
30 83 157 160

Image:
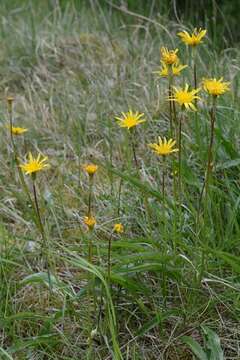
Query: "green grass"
0 1 240 359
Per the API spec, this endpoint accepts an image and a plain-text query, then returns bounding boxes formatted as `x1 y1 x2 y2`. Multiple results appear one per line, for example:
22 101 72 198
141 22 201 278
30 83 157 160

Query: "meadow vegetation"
0 1 240 359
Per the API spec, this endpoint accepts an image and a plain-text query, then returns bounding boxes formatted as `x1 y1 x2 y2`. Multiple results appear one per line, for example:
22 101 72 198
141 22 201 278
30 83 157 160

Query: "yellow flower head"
154 61 169 77
203 77 230 97
115 110 145 130
8 125 28 136
148 137 178 156
177 28 207 46
172 62 188 76
160 47 179 65
170 84 201 111
83 163 98 176
19 152 50 175
84 215 96 230
154 60 187 78
113 223 124 234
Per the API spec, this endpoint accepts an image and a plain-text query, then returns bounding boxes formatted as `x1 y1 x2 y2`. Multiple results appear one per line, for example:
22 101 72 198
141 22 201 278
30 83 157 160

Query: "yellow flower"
177 28 207 46
84 215 96 230
153 61 168 77
113 223 124 234
148 137 178 156
170 84 201 111
19 152 50 175
154 60 187 78
172 62 188 76
160 47 179 65
8 125 28 135
203 77 230 97
83 163 98 176
115 110 145 130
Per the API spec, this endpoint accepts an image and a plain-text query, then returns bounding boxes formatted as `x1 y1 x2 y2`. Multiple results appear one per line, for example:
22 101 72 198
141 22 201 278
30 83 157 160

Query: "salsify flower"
113 223 124 234
115 110 145 130
154 60 187 78
83 163 98 176
202 77 230 97
160 47 179 65
153 61 168 77
177 28 207 46
170 84 201 111
8 125 28 135
172 62 188 76
19 152 50 175
148 137 178 156
84 215 96 230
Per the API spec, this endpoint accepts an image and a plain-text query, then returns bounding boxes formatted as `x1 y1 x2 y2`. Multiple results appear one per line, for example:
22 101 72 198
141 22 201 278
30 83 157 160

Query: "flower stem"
88 232 93 264
197 96 217 215
87 176 93 216
107 232 113 284
162 157 166 200
193 61 197 93
204 96 217 203
168 72 173 136
8 100 14 148
32 178 52 292
192 48 198 93
178 111 183 198
130 129 138 169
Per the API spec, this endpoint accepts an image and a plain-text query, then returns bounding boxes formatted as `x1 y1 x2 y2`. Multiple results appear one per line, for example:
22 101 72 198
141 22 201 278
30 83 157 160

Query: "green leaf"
4 312 47 322
110 273 150 294
136 310 179 337
216 158 240 170
215 128 238 158
181 336 208 360
63 252 123 360
214 251 240 273
0 257 22 267
101 162 163 202
201 326 224 360
9 334 58 354
0 347 13 360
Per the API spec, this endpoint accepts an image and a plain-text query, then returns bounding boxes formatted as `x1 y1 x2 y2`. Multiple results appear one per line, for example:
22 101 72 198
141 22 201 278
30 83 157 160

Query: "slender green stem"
88 176 93 216
192 48 201 150
32 179 44 235
32 178 52 291
88 231 93 264
198 96 217 214
130 129 138 169
178 111 183 198
168 72 173 136
8 100 14 147
87 228 96 357
204 96 217 205
117 177 123 217
198 96 217 282
193 60 197 93
162 157 166 200
173 100 177 139
107 232 113 284
172 166 178 254
192 48 197 92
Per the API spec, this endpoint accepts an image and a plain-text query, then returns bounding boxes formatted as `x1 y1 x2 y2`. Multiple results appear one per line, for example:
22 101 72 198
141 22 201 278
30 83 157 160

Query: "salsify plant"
19 152 51 288
115 110 146 169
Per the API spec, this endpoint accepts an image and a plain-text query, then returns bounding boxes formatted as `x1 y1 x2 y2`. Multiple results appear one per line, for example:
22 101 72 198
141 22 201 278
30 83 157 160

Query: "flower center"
177 92 193 104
